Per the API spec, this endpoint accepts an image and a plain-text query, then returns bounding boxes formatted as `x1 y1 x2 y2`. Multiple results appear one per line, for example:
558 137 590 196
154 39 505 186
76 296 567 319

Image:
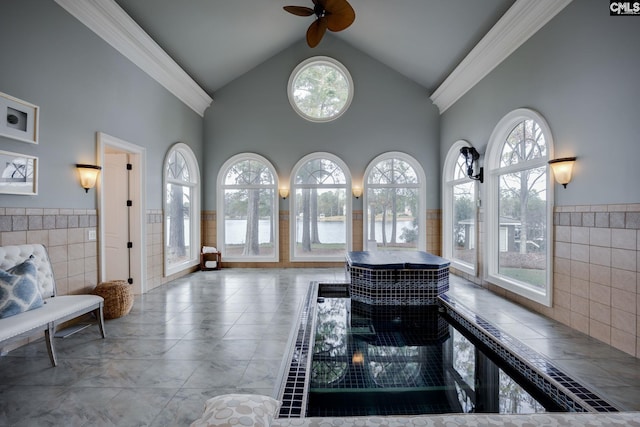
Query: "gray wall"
0 0 204 209
204 35 440 210
440 0 640 206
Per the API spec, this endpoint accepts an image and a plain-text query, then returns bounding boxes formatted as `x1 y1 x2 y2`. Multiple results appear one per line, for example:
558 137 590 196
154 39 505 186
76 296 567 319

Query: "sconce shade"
75 164 102 193
279 188 289 199
352 186 362 199
548 157 576 188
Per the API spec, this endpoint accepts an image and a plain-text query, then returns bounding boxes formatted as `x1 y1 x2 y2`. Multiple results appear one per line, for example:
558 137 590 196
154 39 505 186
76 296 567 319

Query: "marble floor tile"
73 358 199 388
181 360 249 389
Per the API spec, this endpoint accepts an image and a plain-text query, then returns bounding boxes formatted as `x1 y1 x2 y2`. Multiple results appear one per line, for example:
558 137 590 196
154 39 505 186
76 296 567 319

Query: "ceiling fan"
283 0 355 48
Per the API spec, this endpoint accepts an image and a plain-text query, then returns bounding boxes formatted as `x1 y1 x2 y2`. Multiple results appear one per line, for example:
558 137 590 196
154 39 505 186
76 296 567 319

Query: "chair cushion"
0 257 43 319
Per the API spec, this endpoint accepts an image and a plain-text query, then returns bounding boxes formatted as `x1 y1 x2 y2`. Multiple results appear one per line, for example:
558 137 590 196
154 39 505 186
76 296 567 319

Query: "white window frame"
289 152 352 262
443 140 478 275
287 56 354 123
485 108 554 307
216 153 279 263
362 152 426 252
163 142 201 276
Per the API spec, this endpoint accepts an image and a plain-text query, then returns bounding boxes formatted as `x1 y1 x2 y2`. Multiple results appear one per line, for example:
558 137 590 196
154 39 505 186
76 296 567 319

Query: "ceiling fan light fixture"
307 18 328 48
284 0 355 48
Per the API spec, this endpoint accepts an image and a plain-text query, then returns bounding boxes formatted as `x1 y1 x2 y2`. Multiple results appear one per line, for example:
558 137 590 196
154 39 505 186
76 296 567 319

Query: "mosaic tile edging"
277 285 619 418
276 282 319 418
347 264 449 306
439 293 619 413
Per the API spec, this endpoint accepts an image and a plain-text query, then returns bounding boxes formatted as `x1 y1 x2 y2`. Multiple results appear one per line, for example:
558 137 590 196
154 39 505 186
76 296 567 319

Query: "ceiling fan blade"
306 17 328 48
324 0 355 32
283 6 314 16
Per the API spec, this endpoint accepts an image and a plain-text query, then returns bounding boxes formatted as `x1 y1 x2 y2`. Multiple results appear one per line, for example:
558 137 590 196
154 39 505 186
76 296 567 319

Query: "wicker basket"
93 280 134 319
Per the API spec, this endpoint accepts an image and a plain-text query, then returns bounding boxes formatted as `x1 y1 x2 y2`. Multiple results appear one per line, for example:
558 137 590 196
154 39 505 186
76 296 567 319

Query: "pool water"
308 296 553 417
275 282 617 418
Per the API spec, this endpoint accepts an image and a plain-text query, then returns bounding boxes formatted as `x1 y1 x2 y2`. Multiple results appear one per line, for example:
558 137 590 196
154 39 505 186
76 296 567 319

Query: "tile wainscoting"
0 207 195 353
0 208 99 296
453 203 640 358
0 208 196 296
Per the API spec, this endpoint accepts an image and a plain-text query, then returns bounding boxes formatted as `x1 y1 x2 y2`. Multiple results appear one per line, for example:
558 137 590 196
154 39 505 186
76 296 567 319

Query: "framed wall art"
0 150 38 195
0 92 39 144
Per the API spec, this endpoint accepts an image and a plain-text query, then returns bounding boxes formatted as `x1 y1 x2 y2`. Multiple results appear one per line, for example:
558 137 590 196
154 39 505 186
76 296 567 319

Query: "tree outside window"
452 152 477 269
486 109 553 306
443 142 478 274
364 154 424 251
291 154 351 261
218 154 278 262
288 56 353 122
497 119 548 289
164 143 200 275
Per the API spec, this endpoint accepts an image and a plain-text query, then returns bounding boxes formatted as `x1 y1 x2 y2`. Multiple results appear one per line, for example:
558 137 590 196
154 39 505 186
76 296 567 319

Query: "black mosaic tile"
277 284 619 418
439 293 618 413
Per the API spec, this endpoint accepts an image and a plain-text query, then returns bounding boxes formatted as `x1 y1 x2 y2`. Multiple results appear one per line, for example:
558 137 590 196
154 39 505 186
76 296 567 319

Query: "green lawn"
500 268 546 289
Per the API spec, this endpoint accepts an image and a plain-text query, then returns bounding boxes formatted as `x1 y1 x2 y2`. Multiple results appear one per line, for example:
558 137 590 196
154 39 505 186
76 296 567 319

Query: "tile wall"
0 208 99 295
0 208 194 297
552 204 639 357
453 203 640 358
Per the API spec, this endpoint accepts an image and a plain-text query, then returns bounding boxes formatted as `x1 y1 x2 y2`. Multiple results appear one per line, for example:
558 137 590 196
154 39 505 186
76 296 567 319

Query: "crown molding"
430 0 572 114
55 0 212 117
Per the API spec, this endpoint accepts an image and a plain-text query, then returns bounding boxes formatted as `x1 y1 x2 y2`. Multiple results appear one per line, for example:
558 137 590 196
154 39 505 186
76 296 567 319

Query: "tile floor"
0 268 638 426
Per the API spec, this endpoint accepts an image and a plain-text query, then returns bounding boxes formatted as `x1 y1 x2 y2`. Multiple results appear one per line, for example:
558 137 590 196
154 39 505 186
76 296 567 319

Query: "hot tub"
345 251 450 305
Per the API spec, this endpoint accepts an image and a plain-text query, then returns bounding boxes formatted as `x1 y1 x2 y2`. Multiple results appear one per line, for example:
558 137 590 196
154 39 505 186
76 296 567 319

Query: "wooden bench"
0 244 105 366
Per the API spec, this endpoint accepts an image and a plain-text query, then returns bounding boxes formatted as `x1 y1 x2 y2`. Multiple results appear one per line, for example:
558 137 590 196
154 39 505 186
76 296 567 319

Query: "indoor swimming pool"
276 282 618 418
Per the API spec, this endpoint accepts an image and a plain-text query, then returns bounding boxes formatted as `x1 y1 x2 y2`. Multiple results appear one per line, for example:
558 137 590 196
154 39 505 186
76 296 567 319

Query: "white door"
98 132 146 295
104 152 130 282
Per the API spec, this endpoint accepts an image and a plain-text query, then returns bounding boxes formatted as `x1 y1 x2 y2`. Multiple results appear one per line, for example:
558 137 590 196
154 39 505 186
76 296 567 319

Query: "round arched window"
287 56 353 122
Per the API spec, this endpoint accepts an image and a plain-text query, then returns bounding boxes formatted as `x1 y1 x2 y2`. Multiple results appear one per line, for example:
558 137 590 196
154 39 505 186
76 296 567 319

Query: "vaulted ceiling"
114 0 514 94
54 0 572 116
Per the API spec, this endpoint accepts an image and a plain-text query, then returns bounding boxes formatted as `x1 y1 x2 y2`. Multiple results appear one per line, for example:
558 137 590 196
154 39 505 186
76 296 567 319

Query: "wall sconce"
279 188 289 199
75 164 102 193
460 146 483 183
548 157 576 188
352 186 362 199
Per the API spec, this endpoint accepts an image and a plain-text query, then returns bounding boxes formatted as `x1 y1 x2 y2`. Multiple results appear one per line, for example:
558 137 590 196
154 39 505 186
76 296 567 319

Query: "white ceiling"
113 0 514 95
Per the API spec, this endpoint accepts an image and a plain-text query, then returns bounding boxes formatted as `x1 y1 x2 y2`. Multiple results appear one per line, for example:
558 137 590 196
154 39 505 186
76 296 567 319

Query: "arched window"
163 143 201 276
217 154 278 262
443 141 478 275
486 109 554 306
363 152 426 251
290 153 352 261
